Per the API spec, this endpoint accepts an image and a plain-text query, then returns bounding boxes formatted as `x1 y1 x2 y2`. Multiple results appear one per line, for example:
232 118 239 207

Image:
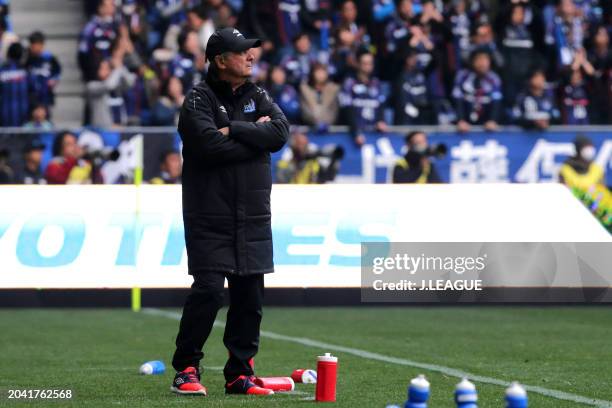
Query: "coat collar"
205 67 254 99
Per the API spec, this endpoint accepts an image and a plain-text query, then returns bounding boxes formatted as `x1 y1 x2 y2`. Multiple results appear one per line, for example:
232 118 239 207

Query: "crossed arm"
178 90 258 165
178 90 290 165
227 92 290 153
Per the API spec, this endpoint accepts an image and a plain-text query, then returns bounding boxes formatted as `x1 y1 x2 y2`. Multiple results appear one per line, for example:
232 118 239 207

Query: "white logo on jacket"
243 99 256 113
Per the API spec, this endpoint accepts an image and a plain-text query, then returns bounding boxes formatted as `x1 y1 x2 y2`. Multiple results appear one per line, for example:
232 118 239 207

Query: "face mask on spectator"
580 146 596 162
412 144 427 154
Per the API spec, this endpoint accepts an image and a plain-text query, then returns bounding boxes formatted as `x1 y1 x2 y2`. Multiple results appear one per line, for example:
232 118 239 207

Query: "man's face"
472 53 490 75
163 153 182 179
62 134 79 159
291 133 309 158
409 133 428 152
404 54 417 70
218 49 255 79
30 42 44 56
559 0 575 18
26 150 43 165
530 72 545 92
184 32 200 55
511 6 525 25
475 25 493 44
270 67 286 85
295 35 311 54
341 1 357 22
187 12 203 30
98 0 115 18
358 53 374 76
594 27 609 48
399 0 413 18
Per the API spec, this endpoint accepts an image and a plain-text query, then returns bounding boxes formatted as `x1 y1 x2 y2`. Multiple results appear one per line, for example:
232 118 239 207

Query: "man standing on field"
170 27 289 396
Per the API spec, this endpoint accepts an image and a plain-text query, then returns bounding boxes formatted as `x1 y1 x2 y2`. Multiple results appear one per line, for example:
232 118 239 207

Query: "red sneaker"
170 367 207 396
225 375 274 395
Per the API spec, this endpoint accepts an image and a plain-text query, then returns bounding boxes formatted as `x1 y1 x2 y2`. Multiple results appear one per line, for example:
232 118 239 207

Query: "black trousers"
172 271 264 381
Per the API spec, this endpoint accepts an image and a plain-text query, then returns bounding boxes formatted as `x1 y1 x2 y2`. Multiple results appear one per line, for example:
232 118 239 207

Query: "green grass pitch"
1 307 612 407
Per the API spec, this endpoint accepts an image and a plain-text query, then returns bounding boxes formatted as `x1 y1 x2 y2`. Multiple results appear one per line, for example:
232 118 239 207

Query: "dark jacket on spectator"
339 75 386 139
561 81 590 125
0 61 30 126
178 69 289 276
452 68 502 124
26 50 61 107
512 88 559 128
393 67 438 125
78 15 118 81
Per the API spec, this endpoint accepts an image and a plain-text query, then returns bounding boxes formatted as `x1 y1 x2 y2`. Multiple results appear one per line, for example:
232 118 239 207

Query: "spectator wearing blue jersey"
468 22 504 71
0 43 29 127
513 69 559 130
169 29 205 95
276 0 302 47
337 1 369 48
392 48 439 125
78 0 119 81
26 31 61 113
444 0 473 72
339 49 388 145
452 49 502 132
280 32 318 86
330 24 359 81
561 50 595 125
384 0 415 60
547 0 585 69
562 83 590 125
267 65 300 124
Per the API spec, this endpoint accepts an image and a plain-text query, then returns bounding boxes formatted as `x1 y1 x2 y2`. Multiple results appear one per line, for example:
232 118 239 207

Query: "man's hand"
484 120 499 131
456 120 471 133
218 127 229 136
257 116 271 123
376 121 389 132
355 134 366 146
534 119 549 130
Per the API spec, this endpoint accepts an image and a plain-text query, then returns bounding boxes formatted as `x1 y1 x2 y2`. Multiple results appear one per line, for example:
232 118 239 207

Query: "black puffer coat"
178 71 289 275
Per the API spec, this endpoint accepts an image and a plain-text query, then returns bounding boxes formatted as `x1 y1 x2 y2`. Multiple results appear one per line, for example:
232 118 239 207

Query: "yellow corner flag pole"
132 134 144 312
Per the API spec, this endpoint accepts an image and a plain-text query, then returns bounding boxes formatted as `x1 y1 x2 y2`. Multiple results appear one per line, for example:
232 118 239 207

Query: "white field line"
142 308 612 408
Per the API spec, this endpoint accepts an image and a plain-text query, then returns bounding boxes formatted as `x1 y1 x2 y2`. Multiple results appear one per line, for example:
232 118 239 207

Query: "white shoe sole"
170 386 207 396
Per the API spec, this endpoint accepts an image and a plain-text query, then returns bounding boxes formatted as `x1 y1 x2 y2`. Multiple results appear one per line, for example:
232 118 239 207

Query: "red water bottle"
253 377 295 392
315 353 338 402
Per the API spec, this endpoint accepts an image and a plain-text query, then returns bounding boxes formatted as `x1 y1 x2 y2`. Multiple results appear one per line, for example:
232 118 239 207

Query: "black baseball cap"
205 27 261 62
23 139 46 153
